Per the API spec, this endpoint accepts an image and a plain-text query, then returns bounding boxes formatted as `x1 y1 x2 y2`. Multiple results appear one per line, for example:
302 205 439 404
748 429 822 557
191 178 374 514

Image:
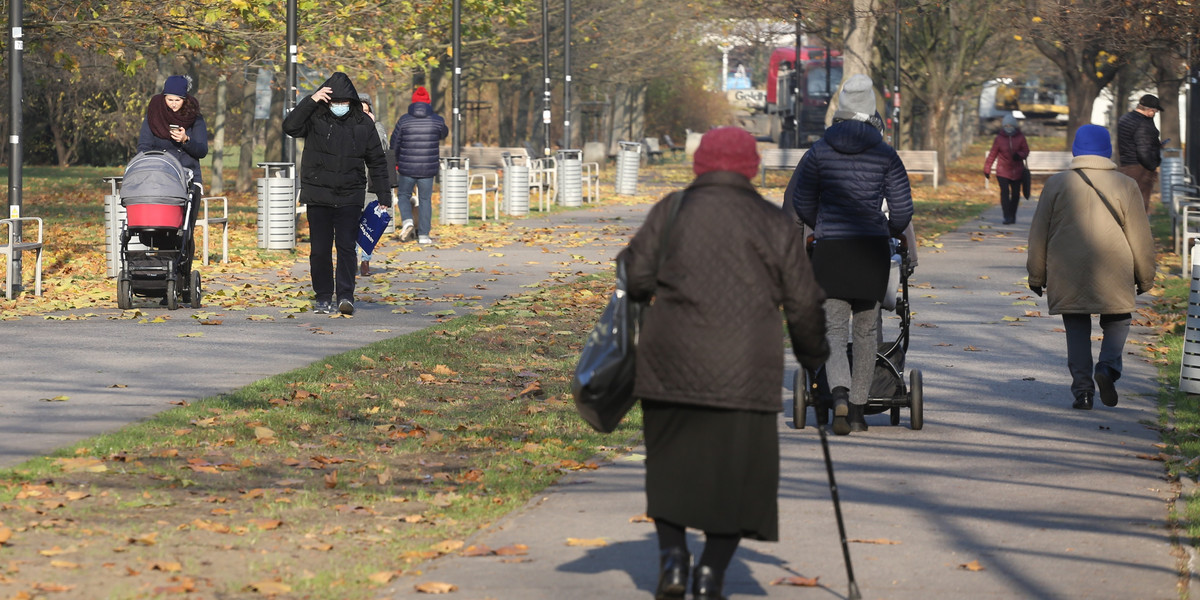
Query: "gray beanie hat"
358 92 372 106
838 74 876 119
1002 114 1018 128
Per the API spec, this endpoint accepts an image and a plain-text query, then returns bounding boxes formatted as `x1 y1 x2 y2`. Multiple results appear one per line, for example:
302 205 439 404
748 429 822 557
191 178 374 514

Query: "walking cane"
818 422 862 600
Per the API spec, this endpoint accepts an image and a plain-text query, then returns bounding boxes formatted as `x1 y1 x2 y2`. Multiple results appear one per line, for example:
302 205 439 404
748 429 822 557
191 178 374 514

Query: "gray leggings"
824 298 881 406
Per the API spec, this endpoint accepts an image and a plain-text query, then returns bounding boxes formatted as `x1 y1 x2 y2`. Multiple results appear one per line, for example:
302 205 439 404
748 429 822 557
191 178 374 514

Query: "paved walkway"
382 199 1179 600
2 189 1182 599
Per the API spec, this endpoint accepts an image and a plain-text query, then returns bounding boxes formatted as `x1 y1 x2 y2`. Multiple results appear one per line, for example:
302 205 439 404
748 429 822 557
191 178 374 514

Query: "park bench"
895 150 939 188
196 196 230 266
663 134 684 159
758 147 807 186
643 137 665 164
0 217 44 300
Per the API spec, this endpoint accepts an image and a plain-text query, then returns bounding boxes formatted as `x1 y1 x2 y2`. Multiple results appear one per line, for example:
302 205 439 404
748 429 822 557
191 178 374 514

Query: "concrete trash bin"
256 162 297 250
102 176 145 278
557 149 583 207
441 157 469 225
615 141 642 195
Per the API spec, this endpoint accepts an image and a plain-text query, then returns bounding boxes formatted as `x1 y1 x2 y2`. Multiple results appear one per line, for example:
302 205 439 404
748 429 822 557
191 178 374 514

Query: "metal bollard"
256 162 297 250
441 157 469 225
557 149 583 207
614 141 642 195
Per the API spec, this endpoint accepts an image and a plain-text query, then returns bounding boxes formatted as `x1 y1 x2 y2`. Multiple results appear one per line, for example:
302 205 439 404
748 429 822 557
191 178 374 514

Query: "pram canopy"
120 151 191 208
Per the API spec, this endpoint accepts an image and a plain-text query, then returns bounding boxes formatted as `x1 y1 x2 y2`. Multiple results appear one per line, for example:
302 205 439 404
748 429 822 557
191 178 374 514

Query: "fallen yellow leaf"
368 571 397 584
247 580 292 595
414 581 458 594
566 537 608 547
959 560 985 571
770 575 820 586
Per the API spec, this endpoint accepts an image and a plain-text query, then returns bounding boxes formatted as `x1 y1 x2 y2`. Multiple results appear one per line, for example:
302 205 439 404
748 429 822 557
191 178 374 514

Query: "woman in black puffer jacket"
787 74 913 435
283 72 391 316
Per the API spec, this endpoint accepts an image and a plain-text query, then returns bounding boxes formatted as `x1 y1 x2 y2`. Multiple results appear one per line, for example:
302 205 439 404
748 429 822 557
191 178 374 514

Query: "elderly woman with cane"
619 127 829 600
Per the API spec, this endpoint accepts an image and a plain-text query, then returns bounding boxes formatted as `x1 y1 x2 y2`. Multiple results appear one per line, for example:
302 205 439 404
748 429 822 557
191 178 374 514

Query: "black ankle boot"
692 565 727 600
848 402 868 433
831 386 850 436
655 547 689 599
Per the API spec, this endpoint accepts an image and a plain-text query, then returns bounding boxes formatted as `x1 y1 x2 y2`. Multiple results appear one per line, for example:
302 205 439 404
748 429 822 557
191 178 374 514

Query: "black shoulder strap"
1073 169 1123 228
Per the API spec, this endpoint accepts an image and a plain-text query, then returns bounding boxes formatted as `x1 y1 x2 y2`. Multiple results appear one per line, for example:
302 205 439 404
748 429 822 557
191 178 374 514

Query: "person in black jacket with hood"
283 72 391 316
787 74 913 436
390 86 449 244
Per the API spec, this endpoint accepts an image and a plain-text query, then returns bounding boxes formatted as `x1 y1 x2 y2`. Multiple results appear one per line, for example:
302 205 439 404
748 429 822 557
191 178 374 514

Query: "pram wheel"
117 270 132 310
909 370 924 430
165 279 179 311
186 269 202 309
792 369 808 429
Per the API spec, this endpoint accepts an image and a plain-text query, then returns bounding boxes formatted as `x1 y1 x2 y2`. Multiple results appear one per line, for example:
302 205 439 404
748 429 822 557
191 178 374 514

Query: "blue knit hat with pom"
1071 124 1112 158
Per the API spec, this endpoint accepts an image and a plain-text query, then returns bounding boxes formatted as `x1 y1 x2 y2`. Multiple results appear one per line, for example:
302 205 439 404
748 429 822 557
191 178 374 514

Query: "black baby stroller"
792 241 923 430
116 150 202 310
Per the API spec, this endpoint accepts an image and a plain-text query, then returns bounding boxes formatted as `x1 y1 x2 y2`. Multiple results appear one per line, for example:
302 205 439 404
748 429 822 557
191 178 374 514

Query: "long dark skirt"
642 399 779 541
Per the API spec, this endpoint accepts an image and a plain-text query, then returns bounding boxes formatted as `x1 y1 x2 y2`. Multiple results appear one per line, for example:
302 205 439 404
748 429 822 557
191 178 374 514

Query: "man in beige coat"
1027 124 1156 410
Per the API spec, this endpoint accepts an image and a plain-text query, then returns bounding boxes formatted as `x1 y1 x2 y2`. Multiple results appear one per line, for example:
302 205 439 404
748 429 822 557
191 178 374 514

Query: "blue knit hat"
1071 124 1112 158
162 75 189 98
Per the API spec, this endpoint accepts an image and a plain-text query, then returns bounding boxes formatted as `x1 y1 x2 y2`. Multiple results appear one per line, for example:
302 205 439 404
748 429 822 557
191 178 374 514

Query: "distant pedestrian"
390 86 449 245
357 93 398 276
983 113 1030 224
283 72 391 316
1116 94 1163 214
619 127 828 600
787 73 913 435
1027 124 1156 410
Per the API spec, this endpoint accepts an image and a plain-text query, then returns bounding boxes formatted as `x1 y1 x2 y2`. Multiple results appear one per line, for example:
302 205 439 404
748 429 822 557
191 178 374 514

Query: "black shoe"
1072 392 1094 410
654 547 689 600
312 300 334 314
338 299 355 315
1094 365 1119 407
848 403 868 433
831 386 850 436
692 565 727 600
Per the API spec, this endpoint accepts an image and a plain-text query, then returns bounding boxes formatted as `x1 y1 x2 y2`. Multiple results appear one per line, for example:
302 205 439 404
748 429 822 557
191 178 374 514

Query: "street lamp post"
892 0 901 148
284 0 296 164
452 0 462 156
563 0 572 150
7 0 24 297
541 0 551 157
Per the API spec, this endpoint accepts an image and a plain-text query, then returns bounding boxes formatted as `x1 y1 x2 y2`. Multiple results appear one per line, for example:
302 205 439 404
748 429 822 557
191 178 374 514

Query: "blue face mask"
330 102 350 117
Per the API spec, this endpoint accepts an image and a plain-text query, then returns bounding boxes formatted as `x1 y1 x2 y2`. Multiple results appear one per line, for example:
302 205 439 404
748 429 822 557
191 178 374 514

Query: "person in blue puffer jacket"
389 86 449 244
786 73 913 436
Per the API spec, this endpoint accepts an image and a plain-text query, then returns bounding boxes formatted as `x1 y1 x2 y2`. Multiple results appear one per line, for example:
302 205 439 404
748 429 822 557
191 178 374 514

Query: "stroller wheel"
909 370 924 430
188 270 202 309
792 369 807 429
165 279 179 311
117 270 132 310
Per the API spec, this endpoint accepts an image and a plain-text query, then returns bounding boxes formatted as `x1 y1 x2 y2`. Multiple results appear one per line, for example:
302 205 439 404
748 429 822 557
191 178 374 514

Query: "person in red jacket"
983 114 1031 225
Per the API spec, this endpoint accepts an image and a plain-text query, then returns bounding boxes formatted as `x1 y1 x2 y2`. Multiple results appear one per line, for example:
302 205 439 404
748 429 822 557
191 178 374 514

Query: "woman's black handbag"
571 191 684 433
570 258 644 433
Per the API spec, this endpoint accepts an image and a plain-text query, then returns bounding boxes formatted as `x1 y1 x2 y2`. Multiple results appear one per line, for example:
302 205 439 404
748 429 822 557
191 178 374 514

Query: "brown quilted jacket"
619 171 830 412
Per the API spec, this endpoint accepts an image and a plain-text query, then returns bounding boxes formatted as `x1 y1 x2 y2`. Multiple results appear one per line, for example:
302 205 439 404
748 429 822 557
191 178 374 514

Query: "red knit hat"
692 127 759 181
412 86 430 103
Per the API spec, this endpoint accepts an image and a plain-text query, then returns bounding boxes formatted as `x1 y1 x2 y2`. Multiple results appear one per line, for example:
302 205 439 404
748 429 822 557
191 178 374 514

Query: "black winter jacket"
390 102 449 178
1116 110 1161 171
619 171 830 412
787 120 913 241
282 72 390 207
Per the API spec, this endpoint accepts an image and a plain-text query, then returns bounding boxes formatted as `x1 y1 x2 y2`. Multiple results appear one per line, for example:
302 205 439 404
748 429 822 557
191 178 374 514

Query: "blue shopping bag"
357 200 392 255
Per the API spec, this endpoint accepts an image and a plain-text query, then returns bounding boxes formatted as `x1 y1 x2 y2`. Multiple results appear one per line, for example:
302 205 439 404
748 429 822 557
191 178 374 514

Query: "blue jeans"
1062 313 1130 396
396 175 434 236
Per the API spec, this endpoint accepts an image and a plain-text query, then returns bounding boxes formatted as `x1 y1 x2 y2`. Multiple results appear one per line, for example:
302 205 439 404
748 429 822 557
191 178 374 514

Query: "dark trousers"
996 176 1022 223
1062 313 1131 396
307 204 360 303
1117 164 1156 214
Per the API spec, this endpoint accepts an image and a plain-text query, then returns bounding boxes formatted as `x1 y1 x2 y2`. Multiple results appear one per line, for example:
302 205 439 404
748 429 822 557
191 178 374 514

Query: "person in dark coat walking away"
983 113 1030 224
619 127 829 600
283 72 391 316
788 73 914 435
1116 94 1163 214
390 86 449 245
1027 124 1156 410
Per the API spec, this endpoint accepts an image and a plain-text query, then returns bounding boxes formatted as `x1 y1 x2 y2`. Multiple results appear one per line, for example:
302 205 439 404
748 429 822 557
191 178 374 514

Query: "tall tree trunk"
498 76 515 146
842 0 878 78
266 70 283 163
237 76 256 194
211 74 227 195
1031 39 1118 149
1151 53 1185 153
514 71 533 148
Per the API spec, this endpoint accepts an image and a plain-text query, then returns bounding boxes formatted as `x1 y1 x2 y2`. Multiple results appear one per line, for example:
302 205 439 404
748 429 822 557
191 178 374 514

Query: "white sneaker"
411 194 419 207
418 235 433 245
398 219 415 242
